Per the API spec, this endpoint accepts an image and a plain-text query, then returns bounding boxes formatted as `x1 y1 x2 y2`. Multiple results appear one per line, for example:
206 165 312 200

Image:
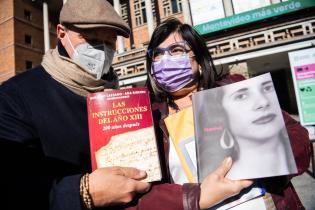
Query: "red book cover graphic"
87 87 161 182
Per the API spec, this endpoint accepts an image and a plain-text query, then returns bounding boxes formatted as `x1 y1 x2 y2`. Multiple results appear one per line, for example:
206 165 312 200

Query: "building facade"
1 0 315 114
0 0 60 82
113 0 315 114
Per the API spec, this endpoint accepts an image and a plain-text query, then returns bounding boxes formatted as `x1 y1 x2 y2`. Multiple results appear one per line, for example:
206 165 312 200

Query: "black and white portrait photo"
193 73 297 181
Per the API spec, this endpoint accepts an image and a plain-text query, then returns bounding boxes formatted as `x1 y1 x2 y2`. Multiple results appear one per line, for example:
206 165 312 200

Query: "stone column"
43 1 50 52
223 0 234 16
114 0 125 54
145 0 154 38
181 0 192 25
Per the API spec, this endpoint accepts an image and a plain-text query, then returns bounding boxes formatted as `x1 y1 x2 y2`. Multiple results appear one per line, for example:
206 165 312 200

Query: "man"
0 1 253 210
0 0 150 209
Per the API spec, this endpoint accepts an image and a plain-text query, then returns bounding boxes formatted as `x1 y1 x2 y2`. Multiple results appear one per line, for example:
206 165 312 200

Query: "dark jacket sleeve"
111 183 200 210
0 82 84 210
182 183 201 210
129 183 184 210
49 174 83 210
0 82 36 142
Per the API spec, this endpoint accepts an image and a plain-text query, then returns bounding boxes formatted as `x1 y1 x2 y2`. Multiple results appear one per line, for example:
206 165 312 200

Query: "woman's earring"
220 129 235 149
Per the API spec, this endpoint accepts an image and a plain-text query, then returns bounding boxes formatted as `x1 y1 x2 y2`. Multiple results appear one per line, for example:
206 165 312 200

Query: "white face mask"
66 33 116 80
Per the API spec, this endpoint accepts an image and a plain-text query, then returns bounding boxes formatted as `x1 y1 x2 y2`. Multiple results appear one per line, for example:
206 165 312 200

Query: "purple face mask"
151 54 193 92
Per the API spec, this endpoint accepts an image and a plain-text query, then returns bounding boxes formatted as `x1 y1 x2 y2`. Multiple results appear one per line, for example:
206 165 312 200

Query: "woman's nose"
253 95 270 110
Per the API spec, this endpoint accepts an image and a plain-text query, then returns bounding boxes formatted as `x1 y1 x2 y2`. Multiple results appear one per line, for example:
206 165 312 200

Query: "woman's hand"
89 166 151 207
199 157 253 209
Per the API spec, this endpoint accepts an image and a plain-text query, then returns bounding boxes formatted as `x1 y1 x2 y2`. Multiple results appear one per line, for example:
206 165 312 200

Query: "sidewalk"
289 115 315 210
292 168 315 209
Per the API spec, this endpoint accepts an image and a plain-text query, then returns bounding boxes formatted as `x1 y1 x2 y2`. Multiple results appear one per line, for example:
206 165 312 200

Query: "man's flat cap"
60 0 130 37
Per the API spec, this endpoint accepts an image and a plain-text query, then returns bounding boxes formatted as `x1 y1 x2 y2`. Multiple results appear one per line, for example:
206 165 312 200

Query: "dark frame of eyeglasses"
147 41 189 59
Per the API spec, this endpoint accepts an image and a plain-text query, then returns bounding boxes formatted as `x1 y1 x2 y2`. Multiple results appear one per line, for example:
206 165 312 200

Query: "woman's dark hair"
146 18 220 104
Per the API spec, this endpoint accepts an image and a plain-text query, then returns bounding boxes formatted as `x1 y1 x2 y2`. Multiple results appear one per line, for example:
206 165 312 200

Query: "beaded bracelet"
80 173 94 209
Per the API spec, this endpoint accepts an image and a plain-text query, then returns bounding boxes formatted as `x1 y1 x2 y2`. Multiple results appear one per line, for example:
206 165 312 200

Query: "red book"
87 87 161 182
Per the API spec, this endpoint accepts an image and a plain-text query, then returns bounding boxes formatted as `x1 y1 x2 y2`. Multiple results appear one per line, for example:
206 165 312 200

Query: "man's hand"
199 157 253 209
89 166 151 207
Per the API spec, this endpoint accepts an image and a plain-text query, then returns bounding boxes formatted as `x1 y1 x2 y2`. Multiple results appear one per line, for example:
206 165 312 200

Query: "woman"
194 73 297 181
146 18 310 210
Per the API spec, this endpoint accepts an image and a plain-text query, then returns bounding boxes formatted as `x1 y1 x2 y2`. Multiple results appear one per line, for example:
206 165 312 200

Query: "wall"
13 0 57 74
0 0 15 82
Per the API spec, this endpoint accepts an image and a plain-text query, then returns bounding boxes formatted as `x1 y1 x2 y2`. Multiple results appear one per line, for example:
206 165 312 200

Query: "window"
232 0 270 14
171 0 181 14
25 34 32 45
25 60 33 69
134 0 156 26
24 10 32 21
190 0 225 25
142 7 147 23
121 2 129 25
163 0 182 17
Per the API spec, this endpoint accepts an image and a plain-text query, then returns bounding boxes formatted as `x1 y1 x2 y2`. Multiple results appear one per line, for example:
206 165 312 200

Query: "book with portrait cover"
164 107 266 209
86 87 162 182
192 73 297 182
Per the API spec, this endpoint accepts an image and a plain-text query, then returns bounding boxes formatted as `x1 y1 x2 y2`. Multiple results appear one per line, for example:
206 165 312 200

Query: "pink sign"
294 63 315 80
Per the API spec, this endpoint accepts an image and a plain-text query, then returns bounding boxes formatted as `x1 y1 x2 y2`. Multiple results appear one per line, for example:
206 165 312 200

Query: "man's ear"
57 24 66 40
56 24 73 58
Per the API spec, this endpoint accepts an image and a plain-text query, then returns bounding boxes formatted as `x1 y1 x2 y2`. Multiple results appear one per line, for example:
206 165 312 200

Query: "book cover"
164 107 197 183
87 87 162 182
192 73 297 181
164 107 266 210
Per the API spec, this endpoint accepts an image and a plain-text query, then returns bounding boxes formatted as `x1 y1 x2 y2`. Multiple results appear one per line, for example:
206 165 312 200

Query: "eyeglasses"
147 41 190 62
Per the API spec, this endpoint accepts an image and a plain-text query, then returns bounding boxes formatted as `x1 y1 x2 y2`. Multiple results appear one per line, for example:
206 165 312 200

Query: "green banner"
194 0 315 35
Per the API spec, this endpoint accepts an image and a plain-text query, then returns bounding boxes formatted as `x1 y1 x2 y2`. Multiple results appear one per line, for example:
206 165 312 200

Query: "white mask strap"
65 32 78 55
